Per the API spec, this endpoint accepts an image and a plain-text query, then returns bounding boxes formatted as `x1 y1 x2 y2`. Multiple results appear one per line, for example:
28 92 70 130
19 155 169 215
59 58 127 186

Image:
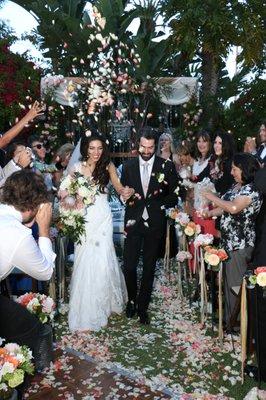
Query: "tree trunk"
201 49 220 130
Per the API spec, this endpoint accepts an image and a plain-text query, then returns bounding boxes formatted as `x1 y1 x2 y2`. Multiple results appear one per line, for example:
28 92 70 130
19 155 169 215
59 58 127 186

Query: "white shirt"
139 154 155 191
260 144 266 161
0 160 20 188
0 204 55 281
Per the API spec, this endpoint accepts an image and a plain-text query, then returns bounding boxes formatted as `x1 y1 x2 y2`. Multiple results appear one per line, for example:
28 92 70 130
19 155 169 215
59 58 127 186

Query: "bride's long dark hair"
80 131 110 192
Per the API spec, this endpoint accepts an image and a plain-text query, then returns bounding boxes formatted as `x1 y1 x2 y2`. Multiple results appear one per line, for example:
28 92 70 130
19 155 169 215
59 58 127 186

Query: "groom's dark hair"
138 127 158 146
1 170 49 212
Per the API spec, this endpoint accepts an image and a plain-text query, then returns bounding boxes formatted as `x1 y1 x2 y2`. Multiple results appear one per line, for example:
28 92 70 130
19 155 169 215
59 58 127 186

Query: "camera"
26 147 35 168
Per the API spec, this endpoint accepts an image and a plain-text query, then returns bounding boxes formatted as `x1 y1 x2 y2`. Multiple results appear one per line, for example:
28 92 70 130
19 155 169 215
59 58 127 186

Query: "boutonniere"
152 172 166 184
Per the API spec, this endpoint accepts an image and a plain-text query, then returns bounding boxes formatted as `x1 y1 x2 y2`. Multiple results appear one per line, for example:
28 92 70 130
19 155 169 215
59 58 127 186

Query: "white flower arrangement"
194 233 214 248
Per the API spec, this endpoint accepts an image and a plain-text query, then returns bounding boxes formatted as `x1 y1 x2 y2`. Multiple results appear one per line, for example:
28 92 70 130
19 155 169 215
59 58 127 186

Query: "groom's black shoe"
138 311 150 325
126 301 136 318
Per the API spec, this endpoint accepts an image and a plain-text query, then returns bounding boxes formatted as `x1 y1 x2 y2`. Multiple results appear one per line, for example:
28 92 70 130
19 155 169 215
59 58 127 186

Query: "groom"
121 127 179 324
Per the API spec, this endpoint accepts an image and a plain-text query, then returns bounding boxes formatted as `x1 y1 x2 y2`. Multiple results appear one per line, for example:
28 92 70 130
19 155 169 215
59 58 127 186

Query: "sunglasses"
33 144 44 149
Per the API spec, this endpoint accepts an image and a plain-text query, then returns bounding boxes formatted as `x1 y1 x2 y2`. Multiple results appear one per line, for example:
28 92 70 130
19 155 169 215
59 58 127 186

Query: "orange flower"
187 221 196 229
217 249 228 261
5 354 19 367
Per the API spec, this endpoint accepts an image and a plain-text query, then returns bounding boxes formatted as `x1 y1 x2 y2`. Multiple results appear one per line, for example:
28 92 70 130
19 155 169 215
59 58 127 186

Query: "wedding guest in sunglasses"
30 140 57 191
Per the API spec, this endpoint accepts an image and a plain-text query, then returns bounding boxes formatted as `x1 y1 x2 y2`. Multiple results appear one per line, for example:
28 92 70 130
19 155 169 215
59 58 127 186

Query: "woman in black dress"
209 131 235 196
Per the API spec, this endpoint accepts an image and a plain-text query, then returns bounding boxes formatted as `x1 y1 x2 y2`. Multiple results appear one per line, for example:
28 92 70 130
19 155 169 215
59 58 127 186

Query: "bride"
67 132 132 332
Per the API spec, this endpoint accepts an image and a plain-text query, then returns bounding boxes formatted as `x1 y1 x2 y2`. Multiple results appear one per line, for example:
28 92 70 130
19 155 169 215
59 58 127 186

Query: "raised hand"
35 203 52 237
15 148 32 168
26 101 46 122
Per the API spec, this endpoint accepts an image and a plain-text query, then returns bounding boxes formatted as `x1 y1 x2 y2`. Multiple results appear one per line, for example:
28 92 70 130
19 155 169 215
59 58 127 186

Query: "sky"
0 0 237 78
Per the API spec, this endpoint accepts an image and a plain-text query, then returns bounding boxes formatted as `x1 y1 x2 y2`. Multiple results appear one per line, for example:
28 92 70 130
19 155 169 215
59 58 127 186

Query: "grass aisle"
33 263 265 399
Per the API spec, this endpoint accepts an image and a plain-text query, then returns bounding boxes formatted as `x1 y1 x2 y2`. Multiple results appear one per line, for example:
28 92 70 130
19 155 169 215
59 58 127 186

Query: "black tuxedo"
121 155 179 313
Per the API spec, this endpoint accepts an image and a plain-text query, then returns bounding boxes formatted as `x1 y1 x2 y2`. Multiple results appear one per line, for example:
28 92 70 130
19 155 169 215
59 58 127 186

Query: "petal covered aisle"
24 262 264 399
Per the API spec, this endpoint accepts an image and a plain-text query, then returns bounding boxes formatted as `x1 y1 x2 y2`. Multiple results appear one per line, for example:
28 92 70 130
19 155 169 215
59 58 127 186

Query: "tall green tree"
163 0 265 129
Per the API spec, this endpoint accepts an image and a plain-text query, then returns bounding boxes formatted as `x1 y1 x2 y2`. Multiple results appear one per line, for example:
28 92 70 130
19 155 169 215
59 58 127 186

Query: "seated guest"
202 153 262 328
0 170 55 361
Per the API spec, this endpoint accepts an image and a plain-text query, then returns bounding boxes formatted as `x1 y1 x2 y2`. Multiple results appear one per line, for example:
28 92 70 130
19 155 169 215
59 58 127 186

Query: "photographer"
0 170 55 358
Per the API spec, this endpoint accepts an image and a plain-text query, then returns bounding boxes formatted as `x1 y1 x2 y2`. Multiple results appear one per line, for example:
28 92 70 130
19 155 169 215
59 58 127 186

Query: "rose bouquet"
58 172 99 243
0 340 34 399
183 221 201 239
248 267 266 288
203 245 228 271
16 293 55 324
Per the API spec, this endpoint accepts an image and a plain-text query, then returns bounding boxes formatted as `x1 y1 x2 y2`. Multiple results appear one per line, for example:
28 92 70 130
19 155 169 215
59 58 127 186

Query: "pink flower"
255 266 266 275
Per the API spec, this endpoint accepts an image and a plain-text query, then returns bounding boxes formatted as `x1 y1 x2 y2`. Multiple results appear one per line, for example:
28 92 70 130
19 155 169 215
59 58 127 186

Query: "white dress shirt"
0 204 55 281
0 160 20 188
259 144 266 161
139 154 155 192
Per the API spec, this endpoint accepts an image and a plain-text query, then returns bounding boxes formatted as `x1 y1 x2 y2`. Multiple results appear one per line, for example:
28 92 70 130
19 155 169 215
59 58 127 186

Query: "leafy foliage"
0 35 40 132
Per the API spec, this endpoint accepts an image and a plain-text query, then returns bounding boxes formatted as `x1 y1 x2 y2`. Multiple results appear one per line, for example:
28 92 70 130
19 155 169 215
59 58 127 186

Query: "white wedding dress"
68 163 127 332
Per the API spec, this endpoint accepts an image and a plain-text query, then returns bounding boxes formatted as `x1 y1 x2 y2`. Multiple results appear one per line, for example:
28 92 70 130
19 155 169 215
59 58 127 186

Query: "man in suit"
120 127 179 325
257 123 266 166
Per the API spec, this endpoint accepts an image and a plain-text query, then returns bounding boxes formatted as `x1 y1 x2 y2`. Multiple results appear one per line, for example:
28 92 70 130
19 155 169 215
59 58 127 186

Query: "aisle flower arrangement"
16 293 55 324
0 340 34 399
58 172 99 243
248 266 266 287
203 246 228 271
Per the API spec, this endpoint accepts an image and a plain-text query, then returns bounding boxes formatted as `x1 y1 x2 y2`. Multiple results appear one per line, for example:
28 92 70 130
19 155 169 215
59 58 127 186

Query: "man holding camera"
0 170 55 358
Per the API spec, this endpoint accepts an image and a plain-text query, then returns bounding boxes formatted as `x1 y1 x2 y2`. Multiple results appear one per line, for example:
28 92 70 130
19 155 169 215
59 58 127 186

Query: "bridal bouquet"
16 292 56 324
0 340 34 399
58 172 99 243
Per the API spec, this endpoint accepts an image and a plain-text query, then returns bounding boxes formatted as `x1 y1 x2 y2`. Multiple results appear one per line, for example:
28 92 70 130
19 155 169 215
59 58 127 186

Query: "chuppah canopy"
156 77 198 106
40 76 198 107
